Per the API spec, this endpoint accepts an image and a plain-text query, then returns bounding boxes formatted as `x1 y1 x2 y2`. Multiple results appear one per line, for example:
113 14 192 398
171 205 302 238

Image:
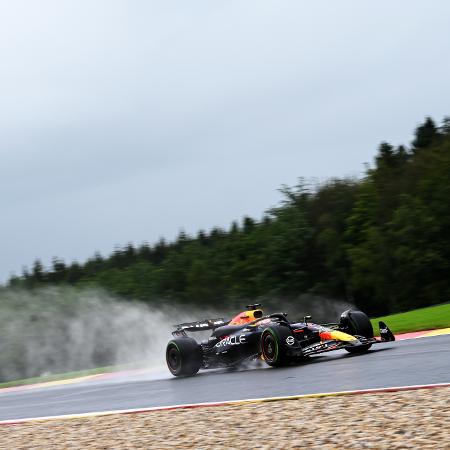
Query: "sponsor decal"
215 335 247 348
286 336 295 346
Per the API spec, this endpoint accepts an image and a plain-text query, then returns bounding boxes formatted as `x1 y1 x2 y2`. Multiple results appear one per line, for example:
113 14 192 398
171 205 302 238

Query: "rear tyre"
260 326 294 367
166 338 202 376
340 310 373 354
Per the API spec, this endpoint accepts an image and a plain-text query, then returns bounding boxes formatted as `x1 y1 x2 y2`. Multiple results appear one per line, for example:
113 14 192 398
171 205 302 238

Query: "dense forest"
8 117 450 316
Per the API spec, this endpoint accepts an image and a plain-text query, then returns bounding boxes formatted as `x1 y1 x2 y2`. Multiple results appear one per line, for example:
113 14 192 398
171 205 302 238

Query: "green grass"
371 303 450 335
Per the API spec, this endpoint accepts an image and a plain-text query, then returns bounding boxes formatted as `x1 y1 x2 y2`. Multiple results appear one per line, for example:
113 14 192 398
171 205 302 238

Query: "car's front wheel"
340 310 373 354
166 338 202 376
260 326 294 367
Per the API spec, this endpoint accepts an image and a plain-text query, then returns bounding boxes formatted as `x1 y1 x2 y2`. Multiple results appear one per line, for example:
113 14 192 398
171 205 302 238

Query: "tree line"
8 117 450 316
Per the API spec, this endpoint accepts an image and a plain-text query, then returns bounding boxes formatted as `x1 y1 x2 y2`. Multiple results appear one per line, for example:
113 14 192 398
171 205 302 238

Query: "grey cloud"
1 1 450 280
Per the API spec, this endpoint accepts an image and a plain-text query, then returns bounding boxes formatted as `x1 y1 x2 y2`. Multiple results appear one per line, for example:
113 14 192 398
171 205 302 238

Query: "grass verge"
371 303 450 335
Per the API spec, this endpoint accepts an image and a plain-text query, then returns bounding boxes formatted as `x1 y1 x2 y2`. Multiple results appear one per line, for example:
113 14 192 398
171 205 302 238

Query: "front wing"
303 322 395 357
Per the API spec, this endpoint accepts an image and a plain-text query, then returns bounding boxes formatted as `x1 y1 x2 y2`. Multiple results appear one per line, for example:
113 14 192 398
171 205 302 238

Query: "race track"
1 335 449 421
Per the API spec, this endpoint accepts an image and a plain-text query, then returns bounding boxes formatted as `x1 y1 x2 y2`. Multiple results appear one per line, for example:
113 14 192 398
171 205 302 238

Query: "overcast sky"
1 1 450 281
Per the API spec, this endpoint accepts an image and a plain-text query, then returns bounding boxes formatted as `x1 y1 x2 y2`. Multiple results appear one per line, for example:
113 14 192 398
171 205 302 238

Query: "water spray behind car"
0 287 221 382
0 287 355 382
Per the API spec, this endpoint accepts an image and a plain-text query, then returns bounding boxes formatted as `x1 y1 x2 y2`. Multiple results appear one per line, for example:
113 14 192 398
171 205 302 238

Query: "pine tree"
412 117 439 151
31 259 45 283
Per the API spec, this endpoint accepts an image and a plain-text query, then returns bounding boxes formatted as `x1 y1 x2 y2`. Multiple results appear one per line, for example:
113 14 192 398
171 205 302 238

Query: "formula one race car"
166 304 395 376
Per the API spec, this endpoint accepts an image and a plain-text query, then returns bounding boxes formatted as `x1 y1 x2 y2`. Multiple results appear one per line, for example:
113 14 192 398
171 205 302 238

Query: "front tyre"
340 310 373 354
260 326 294 367
166 338 202 376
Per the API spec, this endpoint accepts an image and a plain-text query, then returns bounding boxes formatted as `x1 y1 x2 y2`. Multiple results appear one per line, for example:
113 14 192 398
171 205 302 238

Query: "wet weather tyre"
166 338 202 376
340 310 373 354
260 326 293 367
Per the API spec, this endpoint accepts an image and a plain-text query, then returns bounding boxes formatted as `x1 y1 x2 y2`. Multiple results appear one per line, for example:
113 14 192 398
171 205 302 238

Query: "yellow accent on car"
229 309 264 325
327 330 359 343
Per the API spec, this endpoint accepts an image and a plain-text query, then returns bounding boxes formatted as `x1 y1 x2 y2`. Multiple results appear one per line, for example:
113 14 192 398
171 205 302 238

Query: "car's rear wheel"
260 326 294 367
340 310 373 354
166 338 202 376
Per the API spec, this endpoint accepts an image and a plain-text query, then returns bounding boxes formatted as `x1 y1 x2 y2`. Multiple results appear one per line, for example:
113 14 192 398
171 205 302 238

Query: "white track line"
1 382 450 426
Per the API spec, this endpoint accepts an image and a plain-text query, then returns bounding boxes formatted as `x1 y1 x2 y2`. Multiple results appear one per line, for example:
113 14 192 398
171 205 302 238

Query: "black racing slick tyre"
166 338 202 377
260 326 294 367
340 310 373 354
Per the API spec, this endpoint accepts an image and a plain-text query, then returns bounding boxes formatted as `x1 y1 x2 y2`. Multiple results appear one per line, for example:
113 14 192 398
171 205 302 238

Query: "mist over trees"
8 117 450 316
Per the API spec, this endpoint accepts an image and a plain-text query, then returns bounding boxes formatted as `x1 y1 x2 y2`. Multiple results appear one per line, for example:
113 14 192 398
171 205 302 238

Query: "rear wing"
172 318 228 337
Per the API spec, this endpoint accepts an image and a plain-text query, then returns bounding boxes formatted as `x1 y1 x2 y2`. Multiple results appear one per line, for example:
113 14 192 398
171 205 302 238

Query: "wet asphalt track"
1 335 449 421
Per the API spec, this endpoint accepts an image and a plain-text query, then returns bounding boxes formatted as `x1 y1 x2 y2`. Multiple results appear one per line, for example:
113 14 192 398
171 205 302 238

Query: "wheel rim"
262 332 277 362
167 345 181 372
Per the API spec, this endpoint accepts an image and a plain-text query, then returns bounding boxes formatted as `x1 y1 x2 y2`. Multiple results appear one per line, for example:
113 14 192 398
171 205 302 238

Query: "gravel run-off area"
1 386 450 449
